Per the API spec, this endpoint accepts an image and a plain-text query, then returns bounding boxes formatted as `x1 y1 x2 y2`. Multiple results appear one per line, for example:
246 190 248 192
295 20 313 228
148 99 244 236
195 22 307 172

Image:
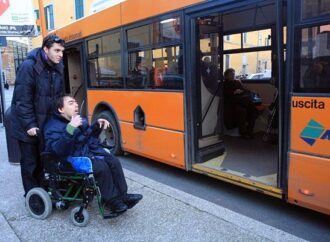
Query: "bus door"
287 0 330 215
195 16 225 163
63 44 87 116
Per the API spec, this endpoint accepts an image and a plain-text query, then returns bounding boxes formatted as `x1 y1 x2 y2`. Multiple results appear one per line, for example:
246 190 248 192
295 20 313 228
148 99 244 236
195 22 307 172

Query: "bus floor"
198 132 278 187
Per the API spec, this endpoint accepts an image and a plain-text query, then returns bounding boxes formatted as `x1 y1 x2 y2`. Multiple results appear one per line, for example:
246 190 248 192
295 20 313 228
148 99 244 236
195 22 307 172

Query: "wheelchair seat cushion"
67 156 93 174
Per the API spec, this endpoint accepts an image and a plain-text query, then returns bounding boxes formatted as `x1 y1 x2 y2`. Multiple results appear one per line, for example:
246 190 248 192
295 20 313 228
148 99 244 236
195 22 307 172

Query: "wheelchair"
25 152 115 226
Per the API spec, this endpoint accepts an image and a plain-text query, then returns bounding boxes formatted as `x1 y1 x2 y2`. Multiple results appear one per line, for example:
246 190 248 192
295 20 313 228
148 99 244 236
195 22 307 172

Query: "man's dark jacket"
43 113 108 159
11 48 64 142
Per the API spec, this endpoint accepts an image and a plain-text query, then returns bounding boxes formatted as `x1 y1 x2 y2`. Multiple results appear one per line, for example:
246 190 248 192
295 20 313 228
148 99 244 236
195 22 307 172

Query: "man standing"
11 34 65 196
43 95 143 214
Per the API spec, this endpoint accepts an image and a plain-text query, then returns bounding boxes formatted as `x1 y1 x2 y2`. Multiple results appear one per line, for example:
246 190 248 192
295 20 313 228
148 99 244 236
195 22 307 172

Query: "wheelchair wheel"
70 207 90 227
25 187 52 220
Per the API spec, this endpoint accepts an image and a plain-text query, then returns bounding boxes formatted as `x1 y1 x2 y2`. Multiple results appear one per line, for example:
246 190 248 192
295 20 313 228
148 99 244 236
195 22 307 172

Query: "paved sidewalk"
0 130 305 242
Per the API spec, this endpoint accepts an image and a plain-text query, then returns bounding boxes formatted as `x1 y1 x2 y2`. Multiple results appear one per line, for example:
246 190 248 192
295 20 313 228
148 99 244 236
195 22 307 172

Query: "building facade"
32 0 96 47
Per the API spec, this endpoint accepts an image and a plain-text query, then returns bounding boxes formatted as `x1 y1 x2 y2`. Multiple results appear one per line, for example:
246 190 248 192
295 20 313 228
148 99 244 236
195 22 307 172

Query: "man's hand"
69 115 82 128
27 127 39 136
98 118 110 129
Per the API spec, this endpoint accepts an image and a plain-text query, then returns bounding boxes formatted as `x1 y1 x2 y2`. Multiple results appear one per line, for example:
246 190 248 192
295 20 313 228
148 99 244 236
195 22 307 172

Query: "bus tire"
97 111 122 155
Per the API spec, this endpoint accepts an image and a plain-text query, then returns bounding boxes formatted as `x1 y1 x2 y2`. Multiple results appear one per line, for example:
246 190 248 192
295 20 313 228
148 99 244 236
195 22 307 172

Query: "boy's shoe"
123 194 143 209
107 199 128 213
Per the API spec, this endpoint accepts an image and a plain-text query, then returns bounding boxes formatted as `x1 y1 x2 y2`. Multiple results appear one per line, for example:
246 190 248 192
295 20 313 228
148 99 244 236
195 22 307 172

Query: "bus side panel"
290 97 330 157
288 152 330 215
54 5 121 42
120 122 185 168
121 0 204 25
88 90 184 131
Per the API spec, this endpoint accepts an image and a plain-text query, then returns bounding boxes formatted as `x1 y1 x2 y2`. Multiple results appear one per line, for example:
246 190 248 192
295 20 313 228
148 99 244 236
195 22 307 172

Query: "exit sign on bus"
0 0 10 17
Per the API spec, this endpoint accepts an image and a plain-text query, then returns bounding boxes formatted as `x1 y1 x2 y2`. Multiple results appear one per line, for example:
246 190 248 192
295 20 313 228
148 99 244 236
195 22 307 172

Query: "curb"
124 169 305 242
0 212 20 242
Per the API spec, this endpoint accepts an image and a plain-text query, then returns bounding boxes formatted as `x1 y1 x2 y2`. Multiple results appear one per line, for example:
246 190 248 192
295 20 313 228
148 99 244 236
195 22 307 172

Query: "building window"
75 0 84 20
34 9 39 19
44 5 54 30
34 9 41 32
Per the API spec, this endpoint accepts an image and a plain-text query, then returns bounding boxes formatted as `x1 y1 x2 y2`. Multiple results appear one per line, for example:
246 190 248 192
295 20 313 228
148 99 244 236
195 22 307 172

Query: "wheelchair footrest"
102 210 126 219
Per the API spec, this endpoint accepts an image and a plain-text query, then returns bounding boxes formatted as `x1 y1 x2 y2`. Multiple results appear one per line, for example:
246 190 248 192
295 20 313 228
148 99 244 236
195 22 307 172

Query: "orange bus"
53 0 330 215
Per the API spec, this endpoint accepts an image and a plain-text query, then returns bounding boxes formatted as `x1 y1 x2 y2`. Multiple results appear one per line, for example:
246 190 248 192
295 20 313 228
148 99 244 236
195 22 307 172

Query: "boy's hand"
98 118 110 129
69 115 82 128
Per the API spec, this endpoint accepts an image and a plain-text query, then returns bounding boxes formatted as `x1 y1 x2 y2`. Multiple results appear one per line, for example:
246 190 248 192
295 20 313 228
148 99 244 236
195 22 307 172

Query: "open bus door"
189 1 283 198
195 17 225 163
63 44 87 117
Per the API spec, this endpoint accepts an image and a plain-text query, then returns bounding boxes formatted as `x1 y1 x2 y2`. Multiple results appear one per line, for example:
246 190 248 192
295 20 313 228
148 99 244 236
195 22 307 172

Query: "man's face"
225 71 235 81
43 43 64 64
59 96 79 120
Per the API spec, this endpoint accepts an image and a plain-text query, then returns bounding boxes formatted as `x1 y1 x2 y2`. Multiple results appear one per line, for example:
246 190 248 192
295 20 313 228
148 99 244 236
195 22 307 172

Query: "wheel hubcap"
99 124 115 149
74 212 84 223
29 194 45 215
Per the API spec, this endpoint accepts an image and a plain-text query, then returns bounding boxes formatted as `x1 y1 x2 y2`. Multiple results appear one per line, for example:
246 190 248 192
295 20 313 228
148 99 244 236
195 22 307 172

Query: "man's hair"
55 95 73 111
224 68 235 78
42 34 65 49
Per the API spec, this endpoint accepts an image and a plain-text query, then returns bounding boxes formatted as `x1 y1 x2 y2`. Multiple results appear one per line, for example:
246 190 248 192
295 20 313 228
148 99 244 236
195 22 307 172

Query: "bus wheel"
97 111 122 155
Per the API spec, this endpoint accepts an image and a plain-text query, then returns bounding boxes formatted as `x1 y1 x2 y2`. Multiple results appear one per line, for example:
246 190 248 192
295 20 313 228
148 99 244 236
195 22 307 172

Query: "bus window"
225 51 272 80
127 25 150 49
88 54 122 88
126 16 182 90
223 33 240 51
88 32 120 56
151 46 183 89
242 29 271 48
127 17 181 49
87 32 122 88
223 28 273 81
127 50 152 88
155 17 181 44
301 0 330 20
127 46 183 89
296 24 330 91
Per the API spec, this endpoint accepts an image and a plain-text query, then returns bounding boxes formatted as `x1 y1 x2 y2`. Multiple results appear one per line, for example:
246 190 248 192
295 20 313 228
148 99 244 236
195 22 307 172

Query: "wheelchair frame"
25 153 116 226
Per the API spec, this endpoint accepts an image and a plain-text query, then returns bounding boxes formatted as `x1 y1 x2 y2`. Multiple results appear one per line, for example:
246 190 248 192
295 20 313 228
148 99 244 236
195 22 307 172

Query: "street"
120 154 330 242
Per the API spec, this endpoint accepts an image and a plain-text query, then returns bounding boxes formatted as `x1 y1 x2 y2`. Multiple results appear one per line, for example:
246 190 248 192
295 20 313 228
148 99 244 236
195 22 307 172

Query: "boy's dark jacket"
11 48 64 142
43 112 108 159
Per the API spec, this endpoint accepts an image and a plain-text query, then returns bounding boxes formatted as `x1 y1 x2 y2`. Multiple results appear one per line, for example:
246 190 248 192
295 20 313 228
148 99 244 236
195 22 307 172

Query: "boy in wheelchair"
25 95 142 226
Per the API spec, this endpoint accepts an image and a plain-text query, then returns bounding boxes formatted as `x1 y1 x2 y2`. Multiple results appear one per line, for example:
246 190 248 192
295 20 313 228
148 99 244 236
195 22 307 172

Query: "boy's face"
43 43 64 64
58 96 79 120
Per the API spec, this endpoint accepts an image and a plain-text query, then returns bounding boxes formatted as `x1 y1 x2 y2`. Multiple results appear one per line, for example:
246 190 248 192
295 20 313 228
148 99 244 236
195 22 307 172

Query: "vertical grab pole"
275 0 285 189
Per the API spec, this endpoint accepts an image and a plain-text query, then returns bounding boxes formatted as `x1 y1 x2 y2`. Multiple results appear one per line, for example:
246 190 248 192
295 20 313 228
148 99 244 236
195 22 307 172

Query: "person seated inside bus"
127 57 149 88
43 95 143 216
303 57 330 89
223 68 259 138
